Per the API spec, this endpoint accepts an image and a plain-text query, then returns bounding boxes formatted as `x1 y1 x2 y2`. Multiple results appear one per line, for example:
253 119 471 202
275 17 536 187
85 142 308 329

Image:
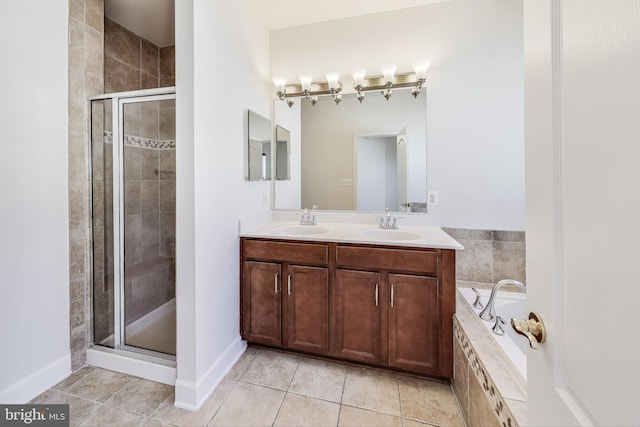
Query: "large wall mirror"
274 89 426 212
246 110 271 181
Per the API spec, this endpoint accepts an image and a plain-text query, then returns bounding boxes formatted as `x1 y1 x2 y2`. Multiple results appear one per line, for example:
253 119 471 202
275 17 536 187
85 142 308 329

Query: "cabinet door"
388 273 439 374
285 265 329 354
333 269 382 364
242 261 282 346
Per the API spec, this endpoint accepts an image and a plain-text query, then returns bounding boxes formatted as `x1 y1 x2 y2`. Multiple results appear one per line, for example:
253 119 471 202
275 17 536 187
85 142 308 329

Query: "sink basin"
276 225 329 235
359 229 421 240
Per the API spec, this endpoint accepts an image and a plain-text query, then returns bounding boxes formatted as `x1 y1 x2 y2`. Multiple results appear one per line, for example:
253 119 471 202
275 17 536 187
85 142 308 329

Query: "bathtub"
457 286 528 380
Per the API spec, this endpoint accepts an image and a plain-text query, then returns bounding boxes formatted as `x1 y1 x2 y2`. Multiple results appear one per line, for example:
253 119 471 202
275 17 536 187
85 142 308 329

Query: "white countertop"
239 220 464 250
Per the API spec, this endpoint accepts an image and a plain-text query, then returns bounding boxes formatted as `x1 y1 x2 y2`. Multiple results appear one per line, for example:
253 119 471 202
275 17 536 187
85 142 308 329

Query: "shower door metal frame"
88 87 176 365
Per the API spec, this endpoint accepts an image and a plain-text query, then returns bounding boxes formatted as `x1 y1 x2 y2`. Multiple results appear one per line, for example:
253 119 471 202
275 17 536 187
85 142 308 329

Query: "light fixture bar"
274 61 430 107
280 72 419 98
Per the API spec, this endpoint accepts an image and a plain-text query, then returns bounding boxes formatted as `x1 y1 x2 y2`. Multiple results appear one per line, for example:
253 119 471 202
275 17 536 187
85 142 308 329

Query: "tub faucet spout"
479 279 526 322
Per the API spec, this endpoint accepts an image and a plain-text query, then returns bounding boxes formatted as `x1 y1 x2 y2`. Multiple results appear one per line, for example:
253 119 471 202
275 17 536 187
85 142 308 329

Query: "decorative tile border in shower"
104 131 175 150
453 308 526 427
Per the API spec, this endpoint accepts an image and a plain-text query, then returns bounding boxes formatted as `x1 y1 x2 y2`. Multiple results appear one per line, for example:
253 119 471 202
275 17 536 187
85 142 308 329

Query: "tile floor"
31 347 466 427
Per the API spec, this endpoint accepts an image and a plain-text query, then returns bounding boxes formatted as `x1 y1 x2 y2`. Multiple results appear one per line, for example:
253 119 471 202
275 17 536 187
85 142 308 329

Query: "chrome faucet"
478 279 526 322
379 207 398 229
300 205 318 226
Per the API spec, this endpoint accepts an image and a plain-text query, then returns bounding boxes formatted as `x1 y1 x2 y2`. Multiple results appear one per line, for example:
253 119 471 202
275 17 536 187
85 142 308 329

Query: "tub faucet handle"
492 316 506 335
471 288 484 309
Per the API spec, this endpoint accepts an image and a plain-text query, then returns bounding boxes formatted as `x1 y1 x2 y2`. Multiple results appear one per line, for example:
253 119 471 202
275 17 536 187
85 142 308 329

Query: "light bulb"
413 60 431 80
351 68 367 87
381 64 397 84
325 72 341 90
272 76 286 93
299 74 313 92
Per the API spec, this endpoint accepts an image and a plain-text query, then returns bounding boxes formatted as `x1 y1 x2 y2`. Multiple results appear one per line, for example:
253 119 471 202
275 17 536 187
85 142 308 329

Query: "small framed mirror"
246 110 271 181
275 125 290 180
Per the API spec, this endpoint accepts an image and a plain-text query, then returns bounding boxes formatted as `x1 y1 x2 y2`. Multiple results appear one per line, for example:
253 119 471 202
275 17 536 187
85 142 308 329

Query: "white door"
356 136 387 211
396 127 408 211
525 1 640 425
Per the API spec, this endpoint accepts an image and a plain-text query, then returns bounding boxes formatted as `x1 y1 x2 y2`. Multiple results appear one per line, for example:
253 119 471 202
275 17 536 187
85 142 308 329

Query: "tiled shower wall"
68 0 104 370
104 18 175 93
443 228 526 284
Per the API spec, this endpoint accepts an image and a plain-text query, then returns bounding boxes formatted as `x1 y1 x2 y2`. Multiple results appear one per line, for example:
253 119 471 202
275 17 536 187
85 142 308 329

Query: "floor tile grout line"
336 364 349 426
397 376 403 420
269 356 301 426
204 378 240 427
286 389 342 405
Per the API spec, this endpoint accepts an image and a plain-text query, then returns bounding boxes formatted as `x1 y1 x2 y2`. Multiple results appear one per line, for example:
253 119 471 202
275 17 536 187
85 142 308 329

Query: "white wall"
0 1 71 402
175 0 272 409
271 0 525 230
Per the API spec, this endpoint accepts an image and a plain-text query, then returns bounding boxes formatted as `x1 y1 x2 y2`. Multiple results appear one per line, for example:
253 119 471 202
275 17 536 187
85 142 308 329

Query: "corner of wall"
174 338 246 410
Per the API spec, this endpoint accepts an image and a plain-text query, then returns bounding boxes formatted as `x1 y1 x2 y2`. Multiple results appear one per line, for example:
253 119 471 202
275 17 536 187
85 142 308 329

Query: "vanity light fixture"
352 68 367 103
325 71 342 105
411 60 431 98
274 60 430 107
299 74 314 98
273 76 294 107
380 64 397 100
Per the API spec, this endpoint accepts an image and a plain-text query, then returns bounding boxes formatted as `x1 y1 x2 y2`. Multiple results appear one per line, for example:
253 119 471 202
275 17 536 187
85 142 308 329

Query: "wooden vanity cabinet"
240 238 455 379
333 269 382 365
242 260 282 347
241 239 330 354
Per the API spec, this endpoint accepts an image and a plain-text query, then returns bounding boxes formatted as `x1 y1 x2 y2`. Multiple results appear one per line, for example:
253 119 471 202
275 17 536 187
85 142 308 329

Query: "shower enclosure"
89 87 176 362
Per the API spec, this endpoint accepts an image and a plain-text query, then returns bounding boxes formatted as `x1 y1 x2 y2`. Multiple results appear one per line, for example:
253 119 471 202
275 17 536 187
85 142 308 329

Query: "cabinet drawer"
335 245 439 274
243 239 328 265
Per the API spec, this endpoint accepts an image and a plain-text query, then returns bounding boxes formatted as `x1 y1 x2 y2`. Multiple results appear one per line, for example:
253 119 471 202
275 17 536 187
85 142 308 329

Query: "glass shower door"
120 97 176 356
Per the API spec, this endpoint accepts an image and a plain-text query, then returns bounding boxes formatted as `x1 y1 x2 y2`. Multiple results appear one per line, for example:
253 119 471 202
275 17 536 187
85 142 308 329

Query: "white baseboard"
0 354 70 403
87 348 176 385
174 337 246 410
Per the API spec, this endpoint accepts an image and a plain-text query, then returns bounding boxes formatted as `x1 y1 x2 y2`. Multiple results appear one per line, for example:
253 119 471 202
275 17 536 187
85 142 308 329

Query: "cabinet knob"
275 272 279 294
287 274 292 295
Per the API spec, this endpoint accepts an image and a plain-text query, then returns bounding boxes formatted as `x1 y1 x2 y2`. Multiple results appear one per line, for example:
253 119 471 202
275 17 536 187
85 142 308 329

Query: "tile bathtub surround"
32 348 466 426
452 292 527 427
443 228 526 284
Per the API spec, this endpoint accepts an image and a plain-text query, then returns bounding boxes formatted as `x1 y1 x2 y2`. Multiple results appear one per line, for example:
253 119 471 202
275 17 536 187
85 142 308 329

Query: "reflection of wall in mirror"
275 125 290 180
274 101 302 209
301 91 425 211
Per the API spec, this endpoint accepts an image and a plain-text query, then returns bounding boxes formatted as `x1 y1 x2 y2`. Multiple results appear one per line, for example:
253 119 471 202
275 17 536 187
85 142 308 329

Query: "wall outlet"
339 178 353 186
428 190 439 207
